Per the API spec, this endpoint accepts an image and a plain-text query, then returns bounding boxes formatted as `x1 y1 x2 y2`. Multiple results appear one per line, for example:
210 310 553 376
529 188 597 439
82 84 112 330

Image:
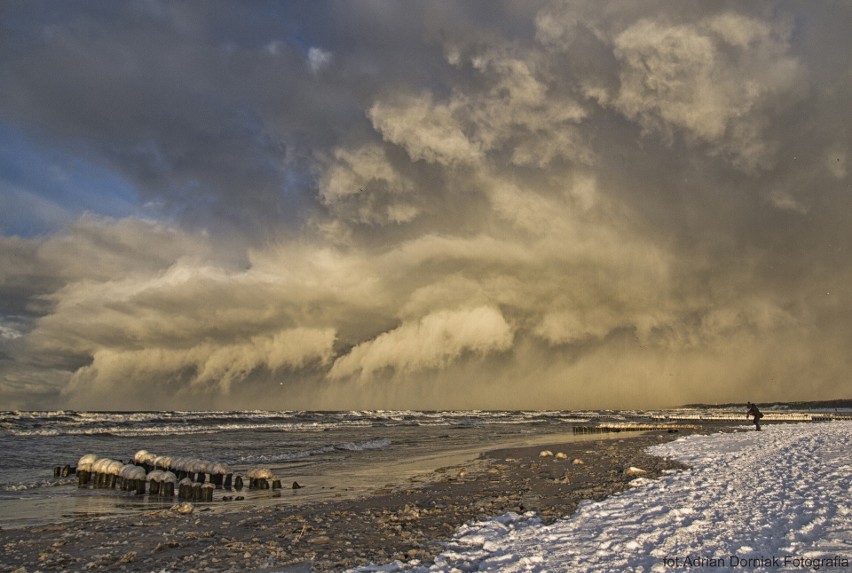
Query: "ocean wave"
2 409 605 438
236 446 336 464
335 438 392 451
6 421 344 438
235 438 392 464
1 478 76 492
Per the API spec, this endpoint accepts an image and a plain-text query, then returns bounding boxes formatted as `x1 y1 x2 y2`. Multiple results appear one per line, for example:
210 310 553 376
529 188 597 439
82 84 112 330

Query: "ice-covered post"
178 477 193 500
147 470 163 496
105 460 123 489
118 464 135 491
77 454 98 488
161 472 176 497
92 459 114 488
247 468 273 489
134 470 147 495
210 463 230 489
121 466 146 494
134 449 157 473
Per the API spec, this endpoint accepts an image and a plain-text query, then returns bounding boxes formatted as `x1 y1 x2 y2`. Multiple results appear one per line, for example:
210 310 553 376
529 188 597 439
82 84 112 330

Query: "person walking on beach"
746 402 763 431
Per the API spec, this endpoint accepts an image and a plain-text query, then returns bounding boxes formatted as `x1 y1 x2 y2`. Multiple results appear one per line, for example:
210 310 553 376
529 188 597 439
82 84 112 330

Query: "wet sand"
0 430 694 572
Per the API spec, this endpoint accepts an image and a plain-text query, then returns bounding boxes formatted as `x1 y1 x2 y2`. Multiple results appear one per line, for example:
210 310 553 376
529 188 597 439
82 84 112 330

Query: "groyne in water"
65 449 300 504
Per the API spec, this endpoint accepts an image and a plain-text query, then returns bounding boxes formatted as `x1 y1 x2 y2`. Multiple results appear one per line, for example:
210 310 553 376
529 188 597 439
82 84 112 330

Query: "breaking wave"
1 410 595 438
1 478 75 492
235 438 392 464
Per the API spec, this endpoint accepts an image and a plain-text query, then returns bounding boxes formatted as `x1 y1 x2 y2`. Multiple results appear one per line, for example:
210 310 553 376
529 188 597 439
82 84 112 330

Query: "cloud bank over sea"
1 1 850 410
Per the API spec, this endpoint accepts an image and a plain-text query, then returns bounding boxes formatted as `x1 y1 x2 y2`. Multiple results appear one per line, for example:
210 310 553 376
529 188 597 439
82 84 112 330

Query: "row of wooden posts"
55 463 290 501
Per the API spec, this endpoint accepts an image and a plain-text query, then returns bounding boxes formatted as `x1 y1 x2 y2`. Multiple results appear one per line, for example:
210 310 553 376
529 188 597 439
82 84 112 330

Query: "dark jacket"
746 404 763 419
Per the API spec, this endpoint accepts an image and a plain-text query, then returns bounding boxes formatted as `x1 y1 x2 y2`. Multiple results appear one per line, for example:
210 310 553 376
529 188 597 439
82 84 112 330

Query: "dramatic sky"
1 1 850 411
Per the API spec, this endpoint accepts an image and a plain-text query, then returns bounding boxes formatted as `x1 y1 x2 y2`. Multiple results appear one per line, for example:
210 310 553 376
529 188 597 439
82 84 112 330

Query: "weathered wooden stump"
178 478 193 501
161 481 175 497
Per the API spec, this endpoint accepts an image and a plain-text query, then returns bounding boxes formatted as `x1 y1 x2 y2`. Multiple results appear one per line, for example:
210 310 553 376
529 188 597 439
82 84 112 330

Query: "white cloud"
318 144 419 224
369 93 482 166
768 190 809 214
265 40 284 55
329 306 513 380
65 327 335 399
534 309 622 346
307 46 332 73
368 45 590 170
609 13 803 171
0 323 24 340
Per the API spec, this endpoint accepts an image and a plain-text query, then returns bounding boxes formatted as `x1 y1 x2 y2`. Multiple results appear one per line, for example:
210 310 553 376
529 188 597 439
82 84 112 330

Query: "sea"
0 409 655 529
5 407 826 530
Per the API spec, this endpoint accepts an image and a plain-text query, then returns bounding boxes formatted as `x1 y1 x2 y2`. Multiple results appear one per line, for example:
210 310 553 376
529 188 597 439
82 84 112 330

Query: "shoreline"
0 430 697 572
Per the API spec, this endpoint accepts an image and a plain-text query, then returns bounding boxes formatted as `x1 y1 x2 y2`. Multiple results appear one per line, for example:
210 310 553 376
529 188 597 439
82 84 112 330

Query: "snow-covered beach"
1 417 848 572
361 421 851 572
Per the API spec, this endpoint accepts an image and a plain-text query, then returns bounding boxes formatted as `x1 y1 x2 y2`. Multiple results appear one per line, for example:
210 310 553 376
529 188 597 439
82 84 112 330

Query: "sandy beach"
0 430 690 572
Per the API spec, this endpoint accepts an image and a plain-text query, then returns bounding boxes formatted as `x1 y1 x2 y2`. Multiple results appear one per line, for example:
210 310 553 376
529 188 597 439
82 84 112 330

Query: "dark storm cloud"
1 1 850 410
2 2 312 236
0 1 538 238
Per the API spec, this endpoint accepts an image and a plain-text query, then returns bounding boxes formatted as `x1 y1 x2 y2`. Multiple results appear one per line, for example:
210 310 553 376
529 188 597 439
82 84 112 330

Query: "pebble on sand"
171 502 194 514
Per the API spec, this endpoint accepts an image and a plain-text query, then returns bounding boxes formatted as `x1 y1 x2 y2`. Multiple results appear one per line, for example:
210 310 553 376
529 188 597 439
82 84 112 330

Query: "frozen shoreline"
3 422 847 572
0 430 687 572
361 421 851 572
